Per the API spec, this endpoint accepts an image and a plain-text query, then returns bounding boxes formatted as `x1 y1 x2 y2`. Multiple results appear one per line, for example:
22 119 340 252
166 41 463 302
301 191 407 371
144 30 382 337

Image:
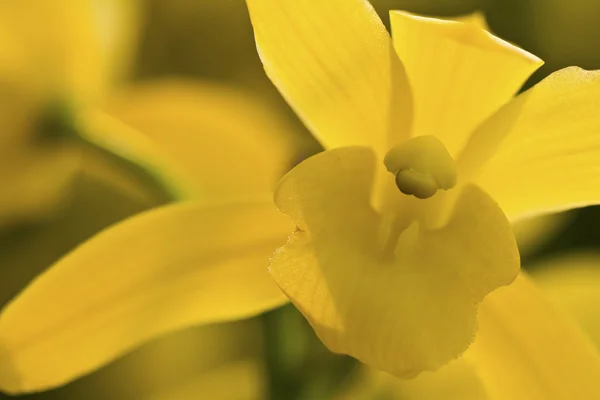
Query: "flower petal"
389 11 543 156
388 360 489 400
75 109 190 201
451 11 490 29
0 144 79 226
512 213 570 256
466 273 600 400
104 80 300 200
90 0 142 99
0 201 291 394
271 147 519 378
0 0 140 102
533 253 600 350
459 67 600 220
246 0 412 154
339 361 490 400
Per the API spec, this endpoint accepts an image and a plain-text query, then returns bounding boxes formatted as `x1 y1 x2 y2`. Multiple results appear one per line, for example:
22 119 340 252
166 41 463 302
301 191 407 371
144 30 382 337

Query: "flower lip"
384 135 457 199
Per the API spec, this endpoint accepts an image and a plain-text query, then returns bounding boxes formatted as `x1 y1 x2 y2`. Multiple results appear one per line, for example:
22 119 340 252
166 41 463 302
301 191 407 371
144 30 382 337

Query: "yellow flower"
0 0 140 225
245 0 600 395
245 0 600 377
3 2 600 398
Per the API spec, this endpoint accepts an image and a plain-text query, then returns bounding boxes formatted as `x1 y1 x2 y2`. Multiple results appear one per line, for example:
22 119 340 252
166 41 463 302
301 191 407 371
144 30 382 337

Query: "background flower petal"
390 11 542 157
0 201 292 394
104 80 302 200
246 0 412 155
466 272 600 400
459 67 600 220
75 109 191 201
0 0 140 226
0 0 141 103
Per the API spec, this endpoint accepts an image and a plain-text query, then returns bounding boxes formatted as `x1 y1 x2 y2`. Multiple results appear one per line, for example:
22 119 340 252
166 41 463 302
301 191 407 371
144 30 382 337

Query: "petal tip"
0 337 24 395
390 9 544 68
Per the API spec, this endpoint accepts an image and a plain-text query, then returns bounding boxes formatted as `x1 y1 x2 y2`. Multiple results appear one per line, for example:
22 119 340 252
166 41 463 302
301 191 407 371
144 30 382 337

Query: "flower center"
384 135 457 199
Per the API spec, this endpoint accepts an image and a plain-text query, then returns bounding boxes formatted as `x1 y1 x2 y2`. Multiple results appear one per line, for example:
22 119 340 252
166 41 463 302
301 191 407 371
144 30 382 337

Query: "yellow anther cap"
384 135 457 198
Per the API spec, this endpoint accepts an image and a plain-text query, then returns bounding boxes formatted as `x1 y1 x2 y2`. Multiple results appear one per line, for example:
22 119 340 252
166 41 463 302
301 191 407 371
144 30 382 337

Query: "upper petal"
459 67 600 220
246 0 412 155
389 11 542 157
271 147 519 378
0 201 291 394
466 272 600 400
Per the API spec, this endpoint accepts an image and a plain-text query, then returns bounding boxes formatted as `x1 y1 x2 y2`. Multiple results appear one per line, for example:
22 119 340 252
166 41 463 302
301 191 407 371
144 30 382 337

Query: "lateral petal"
466 273 600 400
0 201 291 394
460 67 600 220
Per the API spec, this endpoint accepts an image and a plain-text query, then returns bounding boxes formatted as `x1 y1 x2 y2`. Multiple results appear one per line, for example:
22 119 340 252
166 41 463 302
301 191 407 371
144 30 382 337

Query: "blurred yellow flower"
3 1 600 398
0 80 302 394
0 0 140 226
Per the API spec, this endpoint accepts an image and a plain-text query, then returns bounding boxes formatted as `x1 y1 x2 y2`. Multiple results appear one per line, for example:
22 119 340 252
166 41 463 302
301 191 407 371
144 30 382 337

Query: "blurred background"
2 0 600 398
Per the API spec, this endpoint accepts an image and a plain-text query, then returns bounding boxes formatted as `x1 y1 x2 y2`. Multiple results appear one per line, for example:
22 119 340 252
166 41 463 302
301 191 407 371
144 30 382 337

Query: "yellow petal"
339 361 489 400
0 144 79 226
8 320 265 399
0 0 140 102
271 147 519 378
0 0 141 224
0 201 291 394
451 11 490 30
460 67 600 220
0 65 78 225
0 167 158 312
466 273 600 400
389 11 543 157
389 360 489 400
90 0 142 98
79 145 163 207
246 0 412 154
104 80 299 200
533 253 600 350
512 213 570 257
75 109 190 201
